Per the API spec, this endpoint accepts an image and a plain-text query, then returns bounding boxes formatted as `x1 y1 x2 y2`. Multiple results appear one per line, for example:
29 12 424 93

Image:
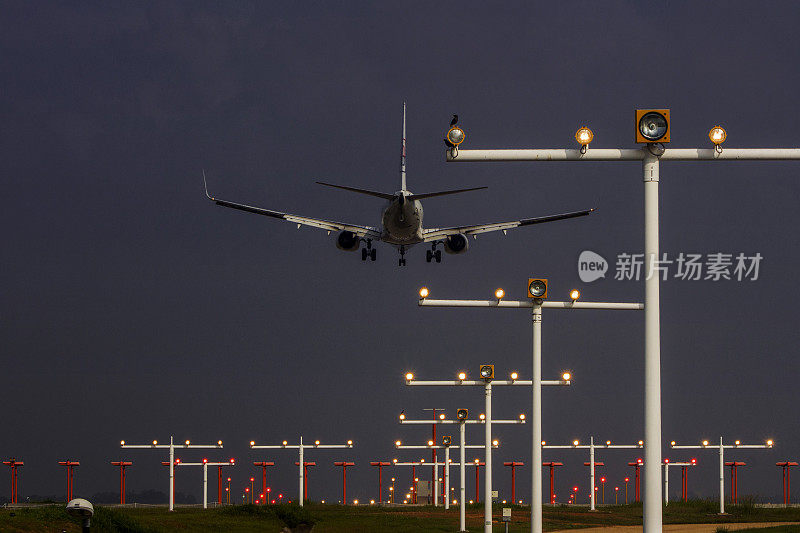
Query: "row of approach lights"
419 279 578 302
249 440 354 447
446 109 728 154
119 440 224 447
121 439 356 448
404 369 571 383
399 409 527 423
671 439 774 447
395 438 500 448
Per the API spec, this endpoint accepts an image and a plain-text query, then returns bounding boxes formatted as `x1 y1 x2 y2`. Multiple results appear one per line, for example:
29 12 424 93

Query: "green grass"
1 500 799 532
731 527 800 533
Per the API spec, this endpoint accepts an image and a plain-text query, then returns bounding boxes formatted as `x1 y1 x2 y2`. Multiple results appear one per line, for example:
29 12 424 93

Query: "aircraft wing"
204 177 382 240
421 208 595 242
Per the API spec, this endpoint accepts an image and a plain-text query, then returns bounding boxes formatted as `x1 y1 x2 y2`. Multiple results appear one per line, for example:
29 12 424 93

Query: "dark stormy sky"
3 2 800 505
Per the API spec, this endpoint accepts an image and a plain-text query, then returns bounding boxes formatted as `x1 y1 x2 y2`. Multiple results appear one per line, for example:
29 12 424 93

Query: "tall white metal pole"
169 436 175 512
299 437 305 507
203 463 208 509
643 150 662 533
445 446 451 510
434 461 439 507
719 437 725 514
460 421 466 532
532 302 543 533
590 437 596 511
664 462 668 505
485 381 492 533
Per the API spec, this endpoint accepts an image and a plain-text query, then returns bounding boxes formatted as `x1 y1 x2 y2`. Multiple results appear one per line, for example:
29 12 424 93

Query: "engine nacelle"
336 231 361 251
443 233 469 254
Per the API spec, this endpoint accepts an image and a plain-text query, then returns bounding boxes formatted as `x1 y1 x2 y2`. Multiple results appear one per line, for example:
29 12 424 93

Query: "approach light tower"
58 461 80 502
671 438 773 514
110 461 132 504
120 437 224 511
405 367 547 533
253 462 275 505
3 459 23 504
544 437 643 510
177 458 236 509
418 284 640 533
445 113 800 533
250 437 354 507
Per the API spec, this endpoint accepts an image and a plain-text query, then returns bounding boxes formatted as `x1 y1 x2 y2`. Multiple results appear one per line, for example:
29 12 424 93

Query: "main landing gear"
361 239 376 262
398 245 406 266
426 243 442 263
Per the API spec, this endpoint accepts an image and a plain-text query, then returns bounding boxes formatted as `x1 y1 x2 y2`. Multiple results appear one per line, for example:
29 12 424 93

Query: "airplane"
203 104 595 266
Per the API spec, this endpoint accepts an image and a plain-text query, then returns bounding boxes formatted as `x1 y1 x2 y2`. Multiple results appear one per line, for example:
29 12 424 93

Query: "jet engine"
443 233 469 254
336 231 361 251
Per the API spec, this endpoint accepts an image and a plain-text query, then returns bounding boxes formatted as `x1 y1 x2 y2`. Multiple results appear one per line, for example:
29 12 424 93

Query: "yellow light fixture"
562 371 572 381
709 125 726 145
405 372 414 381
570 289 580 301
282 440 288 446
250 440 256 446
635 109 671 143
315 440 320 446
419 287 429 299
510 371 518 380
347 440 353 446
446 126 466 147
575 126 594 146
519 414 526 420
702 440 709 446
185 440 191 445
479 413 486 420
439 413 446 420
527 278 548 299
495 288 505 300
457 371 466 380
573 439 580 446
399 413 405 420
428 440 434 446
120 440 125 446
767 439 774 447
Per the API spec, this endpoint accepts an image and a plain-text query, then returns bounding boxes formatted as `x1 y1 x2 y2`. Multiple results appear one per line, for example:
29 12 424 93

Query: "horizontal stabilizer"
316 181 396 200
407 186 487 201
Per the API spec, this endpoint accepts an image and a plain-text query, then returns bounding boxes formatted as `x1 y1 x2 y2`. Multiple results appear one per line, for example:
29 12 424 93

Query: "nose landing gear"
398 245 407 266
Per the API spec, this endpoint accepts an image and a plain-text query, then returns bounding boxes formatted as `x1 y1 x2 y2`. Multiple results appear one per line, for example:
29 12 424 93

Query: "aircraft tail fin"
400 102 407 192
407 186 487 201
316 181 396 200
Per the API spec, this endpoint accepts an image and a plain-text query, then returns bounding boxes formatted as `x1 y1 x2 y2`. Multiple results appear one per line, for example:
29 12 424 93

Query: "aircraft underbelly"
382 202 422 244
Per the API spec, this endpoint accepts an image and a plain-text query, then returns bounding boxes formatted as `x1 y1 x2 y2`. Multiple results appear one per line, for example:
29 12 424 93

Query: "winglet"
202 169 215 201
